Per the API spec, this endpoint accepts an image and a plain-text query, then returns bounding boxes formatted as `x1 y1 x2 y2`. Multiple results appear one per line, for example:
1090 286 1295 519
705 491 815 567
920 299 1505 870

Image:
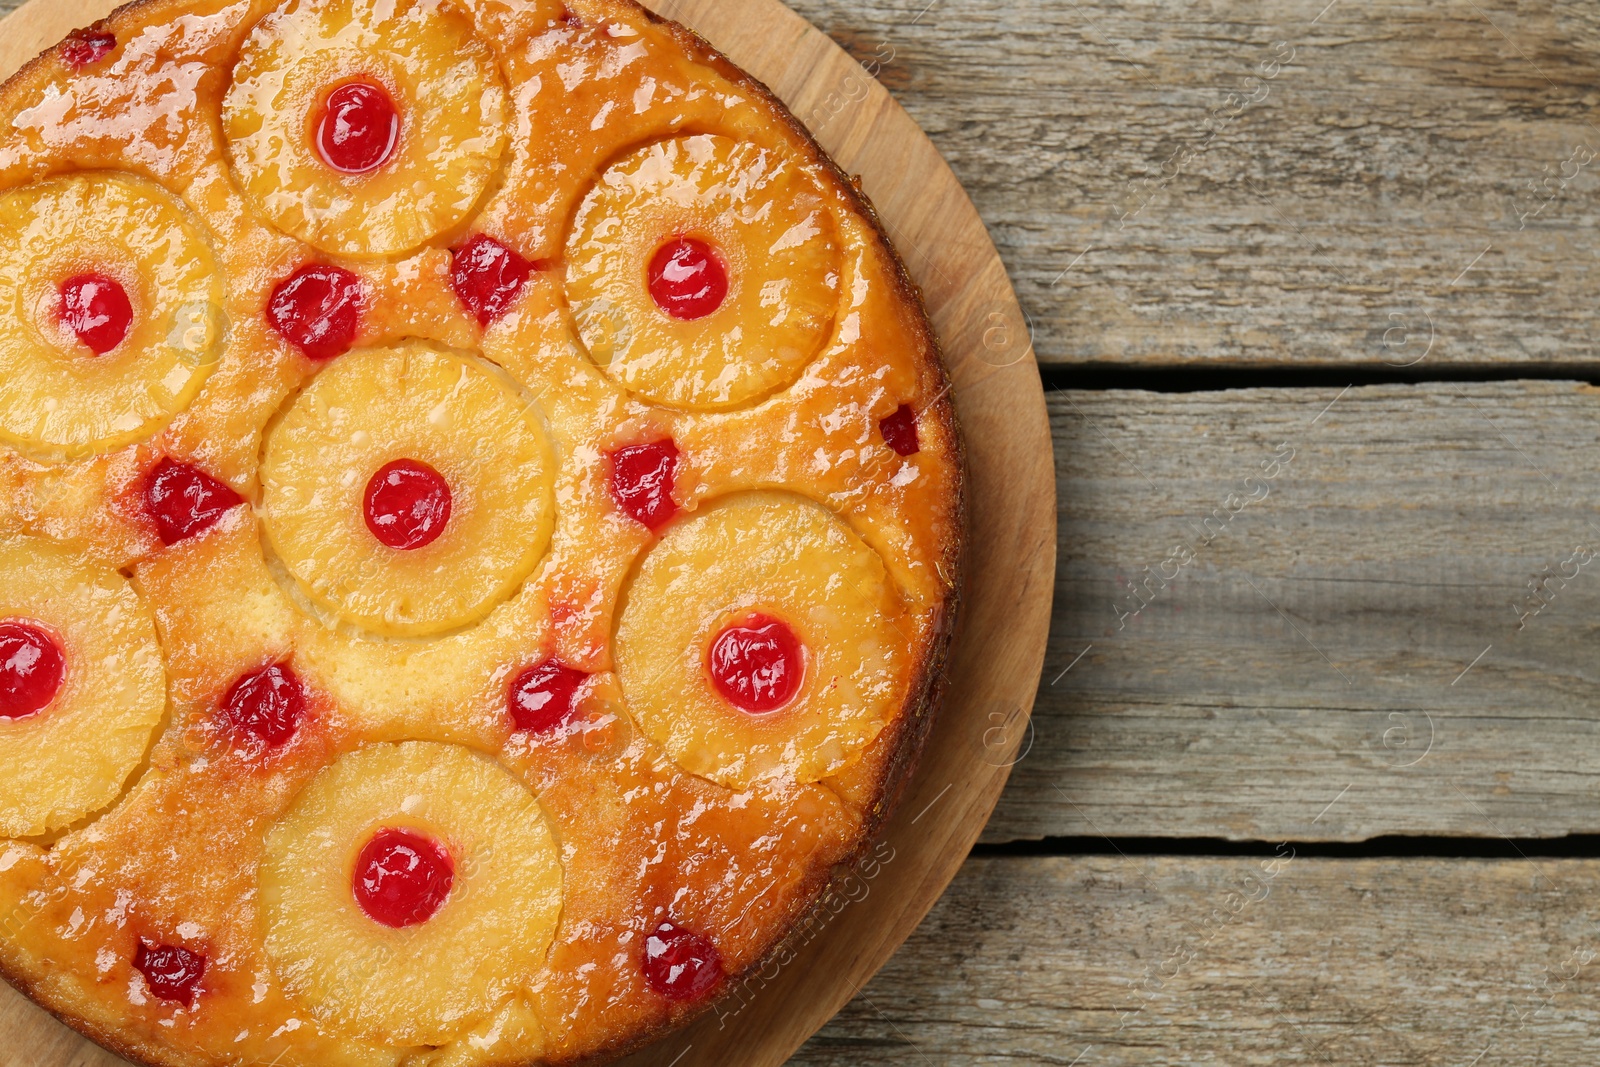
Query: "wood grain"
794 854 1600 1065
991 380 1600 844
784 0 1600 369
0 2 1054 1067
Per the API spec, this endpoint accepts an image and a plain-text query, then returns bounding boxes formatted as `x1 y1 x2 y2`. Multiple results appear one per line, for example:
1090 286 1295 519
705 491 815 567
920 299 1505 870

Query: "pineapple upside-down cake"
0 0 962 1063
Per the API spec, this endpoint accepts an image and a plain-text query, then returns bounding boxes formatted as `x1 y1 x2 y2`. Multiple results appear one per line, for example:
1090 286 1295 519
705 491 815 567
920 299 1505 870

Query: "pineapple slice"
0 535 165 836
223 0 510 257
615 492 910 789
566 135 842 410
0 173 222 460
260 343 555 637
259 741 562 1046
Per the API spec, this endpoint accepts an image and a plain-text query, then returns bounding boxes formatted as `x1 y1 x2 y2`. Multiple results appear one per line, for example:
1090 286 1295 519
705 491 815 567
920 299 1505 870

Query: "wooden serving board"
0 1 1054 1065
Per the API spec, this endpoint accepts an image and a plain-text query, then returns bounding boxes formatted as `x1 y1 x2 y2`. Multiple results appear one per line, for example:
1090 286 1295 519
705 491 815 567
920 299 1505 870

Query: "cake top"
0 1 961 1064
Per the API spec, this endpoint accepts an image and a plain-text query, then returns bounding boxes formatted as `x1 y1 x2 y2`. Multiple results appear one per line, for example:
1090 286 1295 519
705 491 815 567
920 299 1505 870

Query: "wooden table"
5 0 1599 1063
777 0 1600 1062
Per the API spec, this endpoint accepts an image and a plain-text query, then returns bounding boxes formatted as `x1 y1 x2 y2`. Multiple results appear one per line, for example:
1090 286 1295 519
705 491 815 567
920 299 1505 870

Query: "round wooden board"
0 1 1056 1064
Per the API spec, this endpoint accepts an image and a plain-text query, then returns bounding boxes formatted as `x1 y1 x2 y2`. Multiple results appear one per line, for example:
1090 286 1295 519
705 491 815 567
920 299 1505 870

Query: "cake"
0 0 962 1063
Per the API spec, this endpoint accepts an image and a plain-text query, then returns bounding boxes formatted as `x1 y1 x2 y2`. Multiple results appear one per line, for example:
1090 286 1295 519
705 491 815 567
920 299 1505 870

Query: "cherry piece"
134 941 206 1005
508 659 587 735
608 439 680 531
143 458 244 547
647 237 728 321
708 614 804 714
267 264 362 361
364 459 452 551
451 234 534 326
219 662 307 750
880 404 921 457
61 28 115 70
316 81 400 175
352 828 454 929
0 622 65 721
59 273 133 355
642 920 724 1002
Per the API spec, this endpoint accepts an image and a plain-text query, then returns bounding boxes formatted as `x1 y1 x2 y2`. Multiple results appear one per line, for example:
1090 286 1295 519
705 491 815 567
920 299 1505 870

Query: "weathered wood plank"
793 854 1600 1065
787 0 1600 368
989 381 1600 843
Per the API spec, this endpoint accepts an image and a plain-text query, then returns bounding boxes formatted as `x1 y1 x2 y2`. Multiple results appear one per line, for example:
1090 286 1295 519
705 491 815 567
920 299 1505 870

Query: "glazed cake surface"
0 1 962 1064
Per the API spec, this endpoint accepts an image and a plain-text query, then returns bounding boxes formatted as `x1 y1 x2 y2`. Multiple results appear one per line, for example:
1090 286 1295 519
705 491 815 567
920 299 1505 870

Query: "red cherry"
0 622 65 721
316 81 400 175
642 920 724 1001
134 941 206 1005
61 28 115 70
880 404 921 457
708 614 804 714
143 458 244 547
59 273 133 355
352 828 454 929
451 235 534 326
267 264 362 361
219 663 307 750
608 439 680 531
363 459 452 551
508 659 587 734
647 237 728 321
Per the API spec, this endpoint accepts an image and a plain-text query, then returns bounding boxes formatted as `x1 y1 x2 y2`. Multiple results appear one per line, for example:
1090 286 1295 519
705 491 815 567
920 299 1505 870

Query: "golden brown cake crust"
0 1 964 1064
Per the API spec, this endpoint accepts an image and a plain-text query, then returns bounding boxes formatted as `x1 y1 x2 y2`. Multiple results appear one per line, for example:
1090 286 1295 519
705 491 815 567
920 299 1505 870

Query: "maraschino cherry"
134 941 206 1005
219 662 307 750
352 828 454 928
61 27 115 70
608 439 680 531
143 458 245 546
508 659 588 734
0 622 64 721
880 404 921 457
708 614 804 713
451 234 534 326
642 920 724 1001
267 264 362 361
59 273 132 355
364 459 452 551
648 237 728 321
316 81 400 175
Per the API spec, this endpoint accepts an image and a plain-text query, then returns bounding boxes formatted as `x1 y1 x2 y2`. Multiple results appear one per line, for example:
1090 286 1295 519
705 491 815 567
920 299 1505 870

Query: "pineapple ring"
260 343 556 638
260 741 563 1046
0 536 165 837
0 173 223 461
223 0 510 257
615 491 910 789
566 135 843 411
